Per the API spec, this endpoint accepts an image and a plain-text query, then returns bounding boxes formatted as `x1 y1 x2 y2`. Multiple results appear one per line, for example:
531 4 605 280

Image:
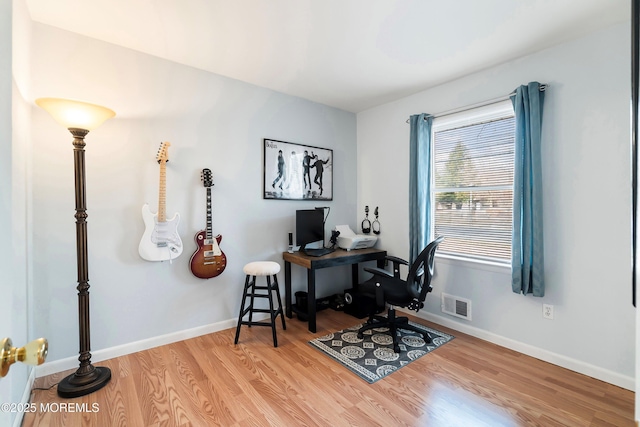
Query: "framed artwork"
263 138 333 200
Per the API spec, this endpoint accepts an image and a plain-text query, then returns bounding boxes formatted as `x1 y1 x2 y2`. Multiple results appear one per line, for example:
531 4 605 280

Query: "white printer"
334 225 377 250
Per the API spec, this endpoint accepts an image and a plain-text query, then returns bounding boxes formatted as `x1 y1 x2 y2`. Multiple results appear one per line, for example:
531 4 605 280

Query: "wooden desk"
283 247 387 333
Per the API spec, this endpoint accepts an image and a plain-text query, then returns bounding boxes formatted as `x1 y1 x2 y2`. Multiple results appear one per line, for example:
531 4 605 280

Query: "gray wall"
1 0 32 426
0 0 16 425
28 23 358 366
357 22 634 388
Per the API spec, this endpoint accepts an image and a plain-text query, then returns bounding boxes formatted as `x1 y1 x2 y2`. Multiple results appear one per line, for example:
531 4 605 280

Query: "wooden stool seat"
234 261 286 347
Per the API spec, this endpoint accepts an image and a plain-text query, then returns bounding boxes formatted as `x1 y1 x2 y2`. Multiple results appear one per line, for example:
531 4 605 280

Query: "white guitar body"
139 142 183 263
139 204 183 262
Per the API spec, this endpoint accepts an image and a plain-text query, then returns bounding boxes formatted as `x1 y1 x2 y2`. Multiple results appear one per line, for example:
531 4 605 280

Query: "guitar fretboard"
158 161 167 223
205 188 212 240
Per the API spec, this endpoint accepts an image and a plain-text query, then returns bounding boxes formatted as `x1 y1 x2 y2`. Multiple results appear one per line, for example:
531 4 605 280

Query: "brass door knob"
0 337 48 378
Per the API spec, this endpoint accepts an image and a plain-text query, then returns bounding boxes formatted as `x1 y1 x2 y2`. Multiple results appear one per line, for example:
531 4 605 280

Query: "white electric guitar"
138 142 183 262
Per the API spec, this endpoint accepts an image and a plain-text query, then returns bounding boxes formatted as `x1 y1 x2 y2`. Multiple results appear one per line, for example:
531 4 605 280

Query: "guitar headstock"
201 168 213 188
156 141 171 164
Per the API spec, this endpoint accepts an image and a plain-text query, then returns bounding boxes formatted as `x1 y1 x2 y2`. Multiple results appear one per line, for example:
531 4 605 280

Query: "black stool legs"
234 273 286 347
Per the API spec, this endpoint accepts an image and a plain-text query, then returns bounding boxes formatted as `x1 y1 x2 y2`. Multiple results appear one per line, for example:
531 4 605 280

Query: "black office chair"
357 236 444 353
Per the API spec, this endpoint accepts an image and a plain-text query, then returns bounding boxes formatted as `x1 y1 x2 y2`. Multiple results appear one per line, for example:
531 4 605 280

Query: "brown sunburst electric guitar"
190 169 227 278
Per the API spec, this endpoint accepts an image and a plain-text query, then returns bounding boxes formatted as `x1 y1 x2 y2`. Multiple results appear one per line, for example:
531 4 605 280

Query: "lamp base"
57 366 111 398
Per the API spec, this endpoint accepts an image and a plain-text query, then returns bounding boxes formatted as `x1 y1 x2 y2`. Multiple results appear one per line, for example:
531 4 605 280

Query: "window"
431 101 515 264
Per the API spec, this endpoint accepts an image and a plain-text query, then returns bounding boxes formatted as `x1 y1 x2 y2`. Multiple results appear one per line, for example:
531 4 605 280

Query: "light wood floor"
23 310 634 427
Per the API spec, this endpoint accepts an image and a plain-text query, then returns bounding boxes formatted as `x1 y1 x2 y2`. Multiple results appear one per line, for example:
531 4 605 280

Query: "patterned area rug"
309 320 454 383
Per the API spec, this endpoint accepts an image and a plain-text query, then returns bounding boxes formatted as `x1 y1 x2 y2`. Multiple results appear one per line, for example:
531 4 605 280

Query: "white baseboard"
35 316 261 378
410 309 635 391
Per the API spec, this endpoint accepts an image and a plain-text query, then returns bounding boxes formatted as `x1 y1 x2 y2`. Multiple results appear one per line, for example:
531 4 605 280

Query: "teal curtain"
511 82 545 296
409 113 433 264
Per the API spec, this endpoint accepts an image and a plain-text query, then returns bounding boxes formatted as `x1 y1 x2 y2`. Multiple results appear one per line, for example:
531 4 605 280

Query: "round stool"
234 261 286 347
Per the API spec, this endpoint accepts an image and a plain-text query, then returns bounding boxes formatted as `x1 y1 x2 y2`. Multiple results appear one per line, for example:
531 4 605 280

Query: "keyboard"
303 247 335 257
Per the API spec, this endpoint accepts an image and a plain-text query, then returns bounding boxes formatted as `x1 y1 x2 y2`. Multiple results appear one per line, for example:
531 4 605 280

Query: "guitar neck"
205 188 212 239
158 161 167 222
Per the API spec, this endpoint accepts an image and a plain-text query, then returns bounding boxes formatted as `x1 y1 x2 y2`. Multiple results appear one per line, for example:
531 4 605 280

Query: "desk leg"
307 268 316 333
285 261 292 318
351 264 359 288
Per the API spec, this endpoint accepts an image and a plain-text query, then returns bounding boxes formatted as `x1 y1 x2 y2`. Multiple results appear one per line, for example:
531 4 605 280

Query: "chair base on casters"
357 307 431 353
355 237 444 353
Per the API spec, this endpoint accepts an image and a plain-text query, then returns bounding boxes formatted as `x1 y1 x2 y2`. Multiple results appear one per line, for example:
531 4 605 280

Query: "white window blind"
432 102 515 264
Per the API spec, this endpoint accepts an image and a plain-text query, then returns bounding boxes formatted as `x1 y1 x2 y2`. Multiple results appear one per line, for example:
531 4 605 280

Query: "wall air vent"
441 293 472 321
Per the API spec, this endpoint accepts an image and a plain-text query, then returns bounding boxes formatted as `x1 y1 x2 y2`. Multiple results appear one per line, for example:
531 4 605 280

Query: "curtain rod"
405 84 547 123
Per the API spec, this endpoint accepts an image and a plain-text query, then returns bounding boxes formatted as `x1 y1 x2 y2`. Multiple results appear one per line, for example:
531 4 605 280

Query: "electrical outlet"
543 304 554 320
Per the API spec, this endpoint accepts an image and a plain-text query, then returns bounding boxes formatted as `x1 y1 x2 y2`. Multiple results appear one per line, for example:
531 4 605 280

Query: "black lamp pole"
633 0 639 307
56 127 111 398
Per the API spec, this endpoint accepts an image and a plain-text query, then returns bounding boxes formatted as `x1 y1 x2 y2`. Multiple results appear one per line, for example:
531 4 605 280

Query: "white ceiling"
26 0 630 113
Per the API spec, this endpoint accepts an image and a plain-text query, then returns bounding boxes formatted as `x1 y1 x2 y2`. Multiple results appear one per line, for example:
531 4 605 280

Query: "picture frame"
263 138 333 200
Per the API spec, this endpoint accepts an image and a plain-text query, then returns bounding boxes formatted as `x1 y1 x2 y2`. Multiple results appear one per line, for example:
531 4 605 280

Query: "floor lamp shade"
36 97 115 398
35 98 115 131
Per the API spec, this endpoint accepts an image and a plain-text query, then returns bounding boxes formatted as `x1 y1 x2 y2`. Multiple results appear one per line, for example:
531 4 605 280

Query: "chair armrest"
363 266 394 279
386 255 408 279
386 255 408 266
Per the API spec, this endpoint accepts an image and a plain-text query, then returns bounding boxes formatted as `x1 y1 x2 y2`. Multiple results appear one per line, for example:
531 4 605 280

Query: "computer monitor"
296 209 325 250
